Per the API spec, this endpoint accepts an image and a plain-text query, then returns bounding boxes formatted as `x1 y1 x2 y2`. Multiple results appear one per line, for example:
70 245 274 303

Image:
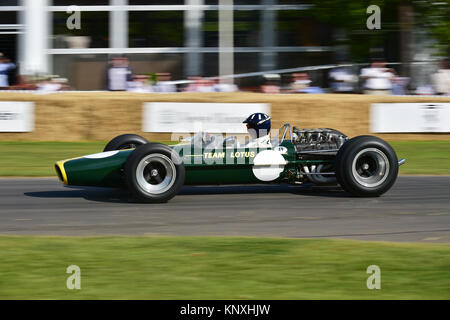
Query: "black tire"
103 134 148 152
124 143 185 203
335 135 398 197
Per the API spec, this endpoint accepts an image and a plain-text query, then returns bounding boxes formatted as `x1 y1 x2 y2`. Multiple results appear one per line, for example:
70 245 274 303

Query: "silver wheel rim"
351 148 390 188
136 153 176 194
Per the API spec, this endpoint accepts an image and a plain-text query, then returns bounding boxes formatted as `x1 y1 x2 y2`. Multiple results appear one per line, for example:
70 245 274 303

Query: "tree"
307 0 450 61
414 0 450 56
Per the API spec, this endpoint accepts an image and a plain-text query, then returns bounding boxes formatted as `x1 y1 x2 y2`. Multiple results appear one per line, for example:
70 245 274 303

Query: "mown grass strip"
389 141 450 175
0 236 448 299
0 140 448 176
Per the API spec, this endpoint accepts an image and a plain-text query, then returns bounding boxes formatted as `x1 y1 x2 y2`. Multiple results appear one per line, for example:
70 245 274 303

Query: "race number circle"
252 150 287 181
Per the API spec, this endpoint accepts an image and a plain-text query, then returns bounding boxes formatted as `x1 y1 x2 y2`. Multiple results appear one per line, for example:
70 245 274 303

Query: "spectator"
53 77 70 91
212 78 238 92
196 78 215 92
415 85 435 95
154 73 177 93
289 73 310 93
0 53 16 89
360 60 395 95
288 73 324 93
432 58 450 96
127 75 154 93
329 64 357 93
261 74 281 93
391 76 409 95
36 76 68 93
105 55 133 91
183 76 202 92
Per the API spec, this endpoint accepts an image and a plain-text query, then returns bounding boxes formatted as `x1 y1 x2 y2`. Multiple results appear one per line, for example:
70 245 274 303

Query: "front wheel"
124 143 185 203
103 134 148 152
335 135 398 197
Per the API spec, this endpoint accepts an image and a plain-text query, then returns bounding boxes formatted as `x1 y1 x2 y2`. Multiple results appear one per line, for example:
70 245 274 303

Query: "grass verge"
0 236 448 299
389 141 450 175
0 140 448 176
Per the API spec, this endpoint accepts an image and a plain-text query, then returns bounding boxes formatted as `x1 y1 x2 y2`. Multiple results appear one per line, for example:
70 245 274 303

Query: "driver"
243 113 272 148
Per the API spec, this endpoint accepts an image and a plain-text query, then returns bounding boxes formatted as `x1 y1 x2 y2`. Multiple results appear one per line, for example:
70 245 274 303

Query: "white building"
0 1 334 89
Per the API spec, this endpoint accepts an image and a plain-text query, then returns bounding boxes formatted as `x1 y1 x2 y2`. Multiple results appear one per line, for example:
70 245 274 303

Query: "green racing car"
55 114 405 203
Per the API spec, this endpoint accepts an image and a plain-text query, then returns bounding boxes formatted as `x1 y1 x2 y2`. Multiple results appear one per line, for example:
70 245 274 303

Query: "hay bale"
0 92 449 141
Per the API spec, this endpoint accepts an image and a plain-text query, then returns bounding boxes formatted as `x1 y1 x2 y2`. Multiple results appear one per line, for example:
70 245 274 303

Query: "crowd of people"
0 52 70 92
328 60 410 95
1 51 449 96
432 59 450 96
337 58 449 96
105 55 239 93
0 53 16 89
262 58 449 96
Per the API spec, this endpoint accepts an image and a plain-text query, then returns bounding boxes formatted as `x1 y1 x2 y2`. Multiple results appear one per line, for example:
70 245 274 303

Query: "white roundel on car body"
83 150 119 159
252 150 287 181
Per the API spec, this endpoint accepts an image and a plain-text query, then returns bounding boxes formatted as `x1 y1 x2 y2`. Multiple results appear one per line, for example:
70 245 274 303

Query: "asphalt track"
0 177 449 242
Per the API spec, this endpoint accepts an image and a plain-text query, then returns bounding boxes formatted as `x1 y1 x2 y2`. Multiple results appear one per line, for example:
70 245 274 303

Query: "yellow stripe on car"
55 160 69 185
54 155 82 185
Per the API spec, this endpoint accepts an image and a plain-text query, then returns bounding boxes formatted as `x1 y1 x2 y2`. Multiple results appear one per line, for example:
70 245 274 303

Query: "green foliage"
308 0 450 60
413 0 450 56
308 0 399 61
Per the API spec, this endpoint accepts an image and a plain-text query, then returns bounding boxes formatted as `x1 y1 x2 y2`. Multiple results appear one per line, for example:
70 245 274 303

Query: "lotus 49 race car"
55 124 405 203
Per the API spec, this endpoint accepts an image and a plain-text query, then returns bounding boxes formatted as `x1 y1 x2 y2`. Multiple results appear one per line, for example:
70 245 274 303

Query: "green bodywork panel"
59 140 329 187
175 141 295 184
63 150 133 187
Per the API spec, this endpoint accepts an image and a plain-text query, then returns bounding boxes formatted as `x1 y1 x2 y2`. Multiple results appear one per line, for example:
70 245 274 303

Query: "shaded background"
1 0 449 89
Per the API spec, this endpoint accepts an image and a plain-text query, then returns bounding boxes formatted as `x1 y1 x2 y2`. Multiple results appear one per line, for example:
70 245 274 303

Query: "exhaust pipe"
303 165 337 185
398 158 406 166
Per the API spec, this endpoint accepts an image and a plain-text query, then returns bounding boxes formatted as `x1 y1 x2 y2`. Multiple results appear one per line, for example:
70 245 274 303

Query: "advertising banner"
143 102 270 133
370 103 450 133
0 102 34 132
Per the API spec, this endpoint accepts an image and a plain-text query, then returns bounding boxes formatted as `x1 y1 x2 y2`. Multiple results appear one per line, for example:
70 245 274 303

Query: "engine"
290 127 348 185
292 127 348 152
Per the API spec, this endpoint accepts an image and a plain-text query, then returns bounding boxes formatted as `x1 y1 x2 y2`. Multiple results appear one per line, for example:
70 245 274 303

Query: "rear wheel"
124 143 185 203
103 134 148 152
335 136 398 197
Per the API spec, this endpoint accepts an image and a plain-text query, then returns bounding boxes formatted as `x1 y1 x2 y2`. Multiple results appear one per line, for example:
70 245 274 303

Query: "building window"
128 11 184 47
129 0 184 4
0 0 19 5
234 10 260 47
52 11 109 48
52 0 109 5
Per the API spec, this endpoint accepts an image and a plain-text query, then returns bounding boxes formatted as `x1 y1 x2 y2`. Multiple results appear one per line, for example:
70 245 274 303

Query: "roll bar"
279 123 293 142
